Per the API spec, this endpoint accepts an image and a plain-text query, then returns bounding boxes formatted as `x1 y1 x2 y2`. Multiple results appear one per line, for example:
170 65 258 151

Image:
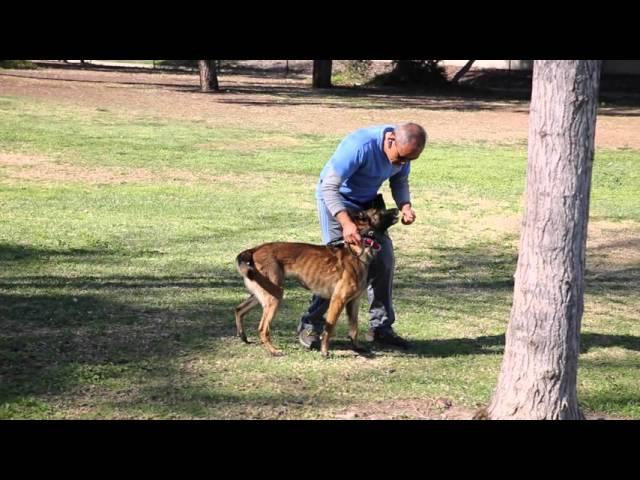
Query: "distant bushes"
0 60 37 69
369 60 448 88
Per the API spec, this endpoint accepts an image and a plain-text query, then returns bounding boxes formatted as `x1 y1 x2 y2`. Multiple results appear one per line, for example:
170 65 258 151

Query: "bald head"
394 122 428 152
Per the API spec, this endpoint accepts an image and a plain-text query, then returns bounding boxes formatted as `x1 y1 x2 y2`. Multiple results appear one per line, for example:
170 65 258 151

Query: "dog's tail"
236 249 257 279
236 249 283 300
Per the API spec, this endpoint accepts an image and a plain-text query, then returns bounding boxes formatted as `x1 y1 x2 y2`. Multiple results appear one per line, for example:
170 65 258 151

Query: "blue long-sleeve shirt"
316 125 411 216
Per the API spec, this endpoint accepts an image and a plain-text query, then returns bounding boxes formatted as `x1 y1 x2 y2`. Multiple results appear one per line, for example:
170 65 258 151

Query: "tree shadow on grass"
383 240 640 358
392 332 640 359
2 237 638 416
0 243 247 406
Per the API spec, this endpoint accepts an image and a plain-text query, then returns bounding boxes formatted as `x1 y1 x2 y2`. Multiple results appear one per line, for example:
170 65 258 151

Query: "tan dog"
234 207 399 357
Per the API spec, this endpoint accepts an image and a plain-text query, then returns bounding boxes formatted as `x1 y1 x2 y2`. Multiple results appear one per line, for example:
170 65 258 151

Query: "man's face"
390 137 423 166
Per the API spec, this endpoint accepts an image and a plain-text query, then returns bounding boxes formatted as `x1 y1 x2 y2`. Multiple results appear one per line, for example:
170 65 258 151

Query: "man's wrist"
335 210 351 226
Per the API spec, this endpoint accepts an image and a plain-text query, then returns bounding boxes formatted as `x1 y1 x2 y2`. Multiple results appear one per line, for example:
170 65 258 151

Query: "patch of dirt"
587 221 640 270
2 66 640 149
468 214 522 239
333 397 476 420
196 134 303 151
332 398 625 420
0 152 155 184
0 152 276 186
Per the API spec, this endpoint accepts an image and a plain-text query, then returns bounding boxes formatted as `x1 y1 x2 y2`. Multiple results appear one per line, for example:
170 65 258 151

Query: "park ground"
0 62 638 419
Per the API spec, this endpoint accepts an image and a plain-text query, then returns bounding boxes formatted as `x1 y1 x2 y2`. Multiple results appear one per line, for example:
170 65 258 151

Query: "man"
297 122 427 350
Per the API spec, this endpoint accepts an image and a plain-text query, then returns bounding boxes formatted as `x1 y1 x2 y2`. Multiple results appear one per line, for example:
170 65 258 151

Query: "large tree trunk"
312 60 332 88
198 60 219 92
483 60 602 420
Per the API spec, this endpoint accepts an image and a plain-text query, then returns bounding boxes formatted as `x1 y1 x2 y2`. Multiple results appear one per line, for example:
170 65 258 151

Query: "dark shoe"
366 328 410 349
298 326 322 350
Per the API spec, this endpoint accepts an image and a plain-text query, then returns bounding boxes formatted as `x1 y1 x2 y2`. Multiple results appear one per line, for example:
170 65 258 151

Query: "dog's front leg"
346 298 368 353
321 293 347 358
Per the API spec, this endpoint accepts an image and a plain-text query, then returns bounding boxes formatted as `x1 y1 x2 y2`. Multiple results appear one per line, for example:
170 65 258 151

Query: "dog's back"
237 242 356 299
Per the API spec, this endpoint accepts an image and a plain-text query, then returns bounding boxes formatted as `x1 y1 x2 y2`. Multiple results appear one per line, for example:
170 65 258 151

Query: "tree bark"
198 60 219 92
451 60 476 84
312 60 332 88
483 60 602 420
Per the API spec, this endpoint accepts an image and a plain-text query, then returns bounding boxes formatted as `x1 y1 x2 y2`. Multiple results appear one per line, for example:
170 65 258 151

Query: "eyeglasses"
394 140 419 163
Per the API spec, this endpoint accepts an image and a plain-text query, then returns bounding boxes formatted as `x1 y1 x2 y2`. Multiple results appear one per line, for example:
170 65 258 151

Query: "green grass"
1 94 639 419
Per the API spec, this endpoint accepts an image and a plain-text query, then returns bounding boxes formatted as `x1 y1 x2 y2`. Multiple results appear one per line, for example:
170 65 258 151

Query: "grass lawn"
1 94 638 419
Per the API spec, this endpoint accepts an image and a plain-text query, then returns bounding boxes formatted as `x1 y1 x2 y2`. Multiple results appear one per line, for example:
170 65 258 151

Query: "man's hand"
342 222 362 244
336 211 362 245
401 204 416 225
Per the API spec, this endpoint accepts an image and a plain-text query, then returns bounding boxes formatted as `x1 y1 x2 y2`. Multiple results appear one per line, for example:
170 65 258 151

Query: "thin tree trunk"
482 60 602 420
451 60 475 84
312 60 332 88
198 60 219 92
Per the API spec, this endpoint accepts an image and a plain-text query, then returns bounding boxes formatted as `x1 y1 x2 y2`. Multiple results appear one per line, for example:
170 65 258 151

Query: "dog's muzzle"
361 229 382 251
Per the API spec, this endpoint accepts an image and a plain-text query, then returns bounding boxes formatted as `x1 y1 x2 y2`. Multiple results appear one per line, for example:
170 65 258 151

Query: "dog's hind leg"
253 265 286 356
258 297 283 356
235 294 259 343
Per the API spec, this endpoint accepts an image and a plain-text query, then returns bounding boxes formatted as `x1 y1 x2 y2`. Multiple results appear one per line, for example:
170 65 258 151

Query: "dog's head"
348 207 399 240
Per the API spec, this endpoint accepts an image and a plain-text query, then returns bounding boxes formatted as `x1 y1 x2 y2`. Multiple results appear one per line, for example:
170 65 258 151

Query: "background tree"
312 60 332 88
198 60 219 92
451 60 476 84
479 60 602 420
